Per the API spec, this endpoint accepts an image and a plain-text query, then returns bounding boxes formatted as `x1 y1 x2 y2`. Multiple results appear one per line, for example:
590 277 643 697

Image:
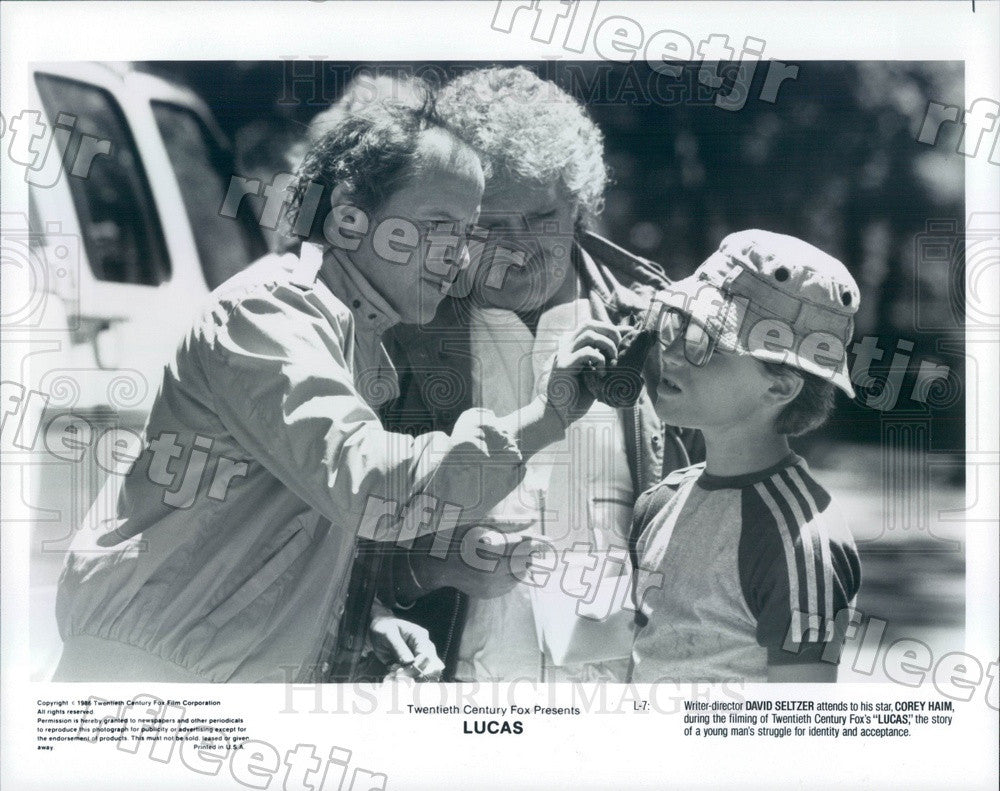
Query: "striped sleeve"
739 466 861 666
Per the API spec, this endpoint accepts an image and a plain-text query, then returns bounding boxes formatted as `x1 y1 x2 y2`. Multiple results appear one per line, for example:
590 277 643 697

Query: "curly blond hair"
436 66 608 226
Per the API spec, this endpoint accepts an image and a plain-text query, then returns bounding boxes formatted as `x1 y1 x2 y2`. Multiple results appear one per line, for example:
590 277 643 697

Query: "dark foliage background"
140 59 966 459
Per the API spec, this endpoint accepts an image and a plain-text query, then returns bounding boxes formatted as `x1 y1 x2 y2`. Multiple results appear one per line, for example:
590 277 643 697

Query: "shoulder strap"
578 230 670 291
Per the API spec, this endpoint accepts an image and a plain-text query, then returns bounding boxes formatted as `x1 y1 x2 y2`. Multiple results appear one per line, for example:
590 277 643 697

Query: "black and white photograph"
19 56 970 684
2 2 997 790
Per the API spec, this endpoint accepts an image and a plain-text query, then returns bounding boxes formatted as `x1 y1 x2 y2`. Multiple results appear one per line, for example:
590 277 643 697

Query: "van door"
29 63 211 419
132 72 268 289
22 63 261 678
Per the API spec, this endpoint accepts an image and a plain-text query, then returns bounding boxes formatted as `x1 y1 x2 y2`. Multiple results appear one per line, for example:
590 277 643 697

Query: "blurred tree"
140 59 966 451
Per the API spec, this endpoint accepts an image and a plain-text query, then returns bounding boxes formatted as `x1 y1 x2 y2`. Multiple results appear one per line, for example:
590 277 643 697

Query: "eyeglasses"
655 306 720 367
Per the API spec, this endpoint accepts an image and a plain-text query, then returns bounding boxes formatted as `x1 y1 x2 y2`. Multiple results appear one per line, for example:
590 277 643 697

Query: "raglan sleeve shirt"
628 458 862 681
739 467 862 665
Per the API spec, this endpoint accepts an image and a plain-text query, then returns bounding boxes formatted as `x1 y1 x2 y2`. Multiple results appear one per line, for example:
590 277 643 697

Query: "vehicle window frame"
150 100 268 289
33 72 172 287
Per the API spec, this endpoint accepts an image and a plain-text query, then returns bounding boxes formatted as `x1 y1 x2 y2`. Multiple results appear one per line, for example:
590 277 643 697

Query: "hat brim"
654 277 856 398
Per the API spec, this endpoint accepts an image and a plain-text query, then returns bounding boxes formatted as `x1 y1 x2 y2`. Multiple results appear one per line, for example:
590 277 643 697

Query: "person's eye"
527 209 560 226
419 219 449 232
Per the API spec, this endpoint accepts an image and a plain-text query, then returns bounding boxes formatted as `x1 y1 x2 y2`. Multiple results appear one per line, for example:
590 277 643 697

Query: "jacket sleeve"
192 282 527 543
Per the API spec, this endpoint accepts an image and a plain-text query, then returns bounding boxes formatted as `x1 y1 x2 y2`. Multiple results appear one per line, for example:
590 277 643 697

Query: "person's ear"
764 367 804 408
329 181 357 209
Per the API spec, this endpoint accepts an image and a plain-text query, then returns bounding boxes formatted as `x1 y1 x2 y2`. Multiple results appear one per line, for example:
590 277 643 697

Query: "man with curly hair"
373 66 702 682
53 87 620 683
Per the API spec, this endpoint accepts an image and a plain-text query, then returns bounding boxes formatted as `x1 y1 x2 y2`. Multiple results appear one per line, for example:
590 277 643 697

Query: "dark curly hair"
285 78 461 242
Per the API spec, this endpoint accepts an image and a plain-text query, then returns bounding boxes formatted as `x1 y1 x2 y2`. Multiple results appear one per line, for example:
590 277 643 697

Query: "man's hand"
369 615 445 681
544 319 621 426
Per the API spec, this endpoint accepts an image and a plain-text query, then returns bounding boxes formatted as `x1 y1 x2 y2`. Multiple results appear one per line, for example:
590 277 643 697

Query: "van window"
151 102 266 289
34 73 171 285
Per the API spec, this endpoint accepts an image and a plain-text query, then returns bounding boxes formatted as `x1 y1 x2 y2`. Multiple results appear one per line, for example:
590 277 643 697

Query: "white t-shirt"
455 298 634 682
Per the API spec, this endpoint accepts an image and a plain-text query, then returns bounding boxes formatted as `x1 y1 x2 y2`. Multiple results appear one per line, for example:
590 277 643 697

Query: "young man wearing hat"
629 230 862 683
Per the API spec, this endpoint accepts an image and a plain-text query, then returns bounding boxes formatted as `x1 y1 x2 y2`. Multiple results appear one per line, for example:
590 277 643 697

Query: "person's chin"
655 407 700 431
654 379 688 422
414 296 445 325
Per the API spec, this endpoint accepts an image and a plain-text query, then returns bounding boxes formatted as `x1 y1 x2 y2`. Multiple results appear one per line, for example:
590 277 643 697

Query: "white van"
24 62 266 409
8 62 267 677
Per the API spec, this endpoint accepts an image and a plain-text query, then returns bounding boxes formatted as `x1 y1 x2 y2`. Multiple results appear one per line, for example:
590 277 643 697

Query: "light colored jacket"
54 244 527 682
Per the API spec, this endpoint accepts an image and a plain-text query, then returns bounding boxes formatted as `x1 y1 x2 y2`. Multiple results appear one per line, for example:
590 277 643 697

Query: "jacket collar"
302 243 402 337
573 232 668 322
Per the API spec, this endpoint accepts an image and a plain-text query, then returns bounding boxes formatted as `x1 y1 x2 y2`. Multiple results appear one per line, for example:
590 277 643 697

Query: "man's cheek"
539 241 572 273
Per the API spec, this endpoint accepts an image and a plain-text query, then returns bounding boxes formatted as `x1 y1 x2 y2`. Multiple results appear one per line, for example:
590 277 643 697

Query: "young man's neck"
701 424 793 478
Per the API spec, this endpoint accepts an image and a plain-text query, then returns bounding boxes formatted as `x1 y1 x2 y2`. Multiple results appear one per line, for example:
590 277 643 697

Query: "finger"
502 532 553 564
520 535 553 555
385 663 420 681
405 627 437 660
463 525 508 552
495 531 538 557
413 652 445 681
576 319 621 345
520 539 557 573
491 530 537 556
566 347 607 371
572 329 619 362
384 628 416 665
509 532 555 562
